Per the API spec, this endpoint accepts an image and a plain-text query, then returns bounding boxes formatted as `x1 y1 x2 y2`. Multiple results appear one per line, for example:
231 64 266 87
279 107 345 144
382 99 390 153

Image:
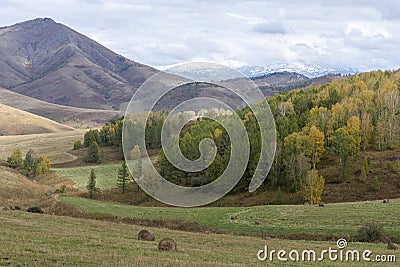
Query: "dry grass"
0 166 53 208
0 103 74 135
0 130 86 164
0 87 122 129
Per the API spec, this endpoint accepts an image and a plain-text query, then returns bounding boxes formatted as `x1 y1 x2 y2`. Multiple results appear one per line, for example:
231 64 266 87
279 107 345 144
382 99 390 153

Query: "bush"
372 177 380 191
275 187 283 204
55 184 66 194
27 207 44 214
73 140 82 150
358 222 385 243
19 169 30 178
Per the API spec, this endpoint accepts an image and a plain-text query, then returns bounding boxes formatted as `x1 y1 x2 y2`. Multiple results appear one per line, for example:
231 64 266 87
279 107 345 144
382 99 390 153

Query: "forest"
83 69 400 204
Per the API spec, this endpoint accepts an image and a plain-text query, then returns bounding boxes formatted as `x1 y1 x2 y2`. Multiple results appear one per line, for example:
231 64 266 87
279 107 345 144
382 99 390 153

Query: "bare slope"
0 166 52 207
0 103 74 135
0 87 122 128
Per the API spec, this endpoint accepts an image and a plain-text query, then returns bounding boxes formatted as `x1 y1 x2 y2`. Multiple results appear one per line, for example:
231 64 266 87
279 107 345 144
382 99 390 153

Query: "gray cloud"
0 0 399 71
253 22 287 34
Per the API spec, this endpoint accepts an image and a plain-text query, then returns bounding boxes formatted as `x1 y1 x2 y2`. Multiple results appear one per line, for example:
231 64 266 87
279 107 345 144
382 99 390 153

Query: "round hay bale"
254 220 260 225
137 230 155 241
318 202 325 207
387 243 398 250
230 215 237 221
383 199 390 203
158 238 177 251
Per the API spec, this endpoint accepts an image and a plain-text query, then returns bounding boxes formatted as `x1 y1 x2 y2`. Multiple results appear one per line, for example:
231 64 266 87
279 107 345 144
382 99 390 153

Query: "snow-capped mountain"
237 63 359 78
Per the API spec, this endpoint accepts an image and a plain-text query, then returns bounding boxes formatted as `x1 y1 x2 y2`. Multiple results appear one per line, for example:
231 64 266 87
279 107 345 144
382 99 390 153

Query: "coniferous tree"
87 141 100 163
87 169 99 199
117 162 130 193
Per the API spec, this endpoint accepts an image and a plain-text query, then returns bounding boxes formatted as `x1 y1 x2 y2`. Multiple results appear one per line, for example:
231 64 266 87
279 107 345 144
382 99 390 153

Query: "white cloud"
0 0 399 71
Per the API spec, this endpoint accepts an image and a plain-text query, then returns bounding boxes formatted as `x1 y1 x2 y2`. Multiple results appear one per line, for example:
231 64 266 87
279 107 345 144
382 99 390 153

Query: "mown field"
60 197 400 239
0 209 397 266
52 163 122 190
0 130 86 164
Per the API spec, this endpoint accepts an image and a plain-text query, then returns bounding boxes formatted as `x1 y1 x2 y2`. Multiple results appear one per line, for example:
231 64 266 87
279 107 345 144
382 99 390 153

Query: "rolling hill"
0 87 122 128
0 103 74 135
0 18 158 110
0 166 52 207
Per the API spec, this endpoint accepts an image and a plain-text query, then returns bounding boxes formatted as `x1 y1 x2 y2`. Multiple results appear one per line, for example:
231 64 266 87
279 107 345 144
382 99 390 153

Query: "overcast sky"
1 0 399 71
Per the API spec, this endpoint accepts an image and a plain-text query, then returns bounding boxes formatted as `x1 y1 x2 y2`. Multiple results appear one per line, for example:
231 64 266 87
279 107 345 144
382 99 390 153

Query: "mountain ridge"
0 18 158 110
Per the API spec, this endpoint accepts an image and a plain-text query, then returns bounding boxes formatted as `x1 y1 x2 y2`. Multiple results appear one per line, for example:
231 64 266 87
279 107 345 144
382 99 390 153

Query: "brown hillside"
0 103 75 135
0 87 122 128
0 18 157 110
0 166 53 208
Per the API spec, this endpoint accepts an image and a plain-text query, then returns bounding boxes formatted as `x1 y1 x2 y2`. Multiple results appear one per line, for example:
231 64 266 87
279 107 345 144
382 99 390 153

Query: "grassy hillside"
60 197 400 240
0 166 52 208
0 103 74 135
0 87 122 129
53 163 123 190
0 209 397 266
0 130 86 164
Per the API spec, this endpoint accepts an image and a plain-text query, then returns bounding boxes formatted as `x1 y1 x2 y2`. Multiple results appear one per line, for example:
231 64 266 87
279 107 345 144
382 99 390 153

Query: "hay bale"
137 230 155 241
158 238 177 251
230 215 237 221
254 220 260 225
383 199 390 203
387 243 398 250
318 202 325 207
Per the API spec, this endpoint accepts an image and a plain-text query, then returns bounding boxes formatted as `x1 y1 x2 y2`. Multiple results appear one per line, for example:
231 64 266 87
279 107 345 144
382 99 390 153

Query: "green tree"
23 149 35 173
87 169 99 199
7 149 23 169
87 141 100 163
117 162 130 193
330 128 352 183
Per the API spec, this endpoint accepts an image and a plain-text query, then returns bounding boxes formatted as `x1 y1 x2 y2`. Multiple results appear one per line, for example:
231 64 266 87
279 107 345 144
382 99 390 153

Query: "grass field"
0 209 397 266
0 130 86 164
60 197 400 239
52 163 123 190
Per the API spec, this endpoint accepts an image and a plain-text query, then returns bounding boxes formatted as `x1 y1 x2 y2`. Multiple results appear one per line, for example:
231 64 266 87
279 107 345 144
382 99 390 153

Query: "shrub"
7 149 23 169
275 187 283 204
372 177 380 191
27 207 44 214
55 184 66 194
73 140 82 150
358 222 385 243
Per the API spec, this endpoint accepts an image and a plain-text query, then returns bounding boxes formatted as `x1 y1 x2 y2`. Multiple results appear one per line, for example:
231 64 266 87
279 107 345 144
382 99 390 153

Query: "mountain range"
238 63 358 78
0 18 354 115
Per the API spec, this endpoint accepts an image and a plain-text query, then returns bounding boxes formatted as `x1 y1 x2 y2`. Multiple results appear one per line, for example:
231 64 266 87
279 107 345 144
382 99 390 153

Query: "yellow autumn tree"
302 169 325 205
304 125 325 169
